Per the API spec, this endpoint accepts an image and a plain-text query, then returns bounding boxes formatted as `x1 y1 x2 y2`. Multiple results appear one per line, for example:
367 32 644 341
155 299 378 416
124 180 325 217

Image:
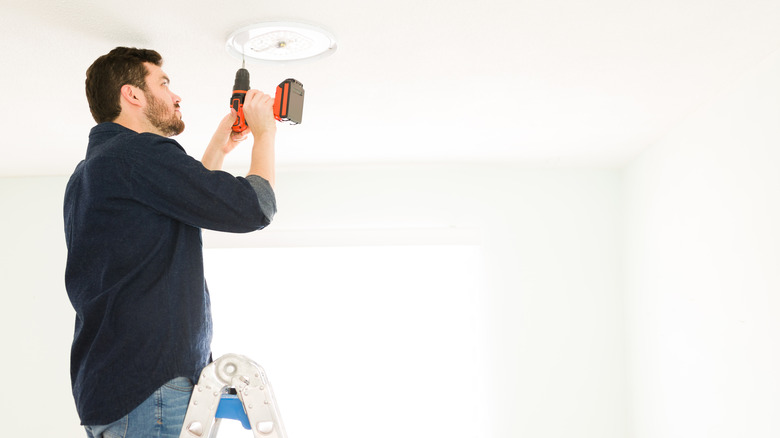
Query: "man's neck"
113 113 163 136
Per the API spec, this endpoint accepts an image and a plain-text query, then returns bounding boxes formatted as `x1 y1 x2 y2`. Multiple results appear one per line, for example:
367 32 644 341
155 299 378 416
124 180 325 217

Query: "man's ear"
119 84 144 108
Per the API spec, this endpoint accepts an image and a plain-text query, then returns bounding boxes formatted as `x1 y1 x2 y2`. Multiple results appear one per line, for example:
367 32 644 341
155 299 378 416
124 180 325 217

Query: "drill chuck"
233 68 250 91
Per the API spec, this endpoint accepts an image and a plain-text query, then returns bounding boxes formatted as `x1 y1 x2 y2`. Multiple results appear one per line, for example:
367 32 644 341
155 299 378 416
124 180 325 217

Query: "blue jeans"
84 377 193 438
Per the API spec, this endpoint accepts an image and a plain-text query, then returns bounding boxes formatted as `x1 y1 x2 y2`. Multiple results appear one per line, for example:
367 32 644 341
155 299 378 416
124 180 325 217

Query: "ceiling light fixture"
226 21 337 63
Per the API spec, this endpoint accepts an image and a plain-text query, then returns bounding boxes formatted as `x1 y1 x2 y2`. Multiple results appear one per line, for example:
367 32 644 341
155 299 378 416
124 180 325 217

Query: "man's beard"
144 91 185 137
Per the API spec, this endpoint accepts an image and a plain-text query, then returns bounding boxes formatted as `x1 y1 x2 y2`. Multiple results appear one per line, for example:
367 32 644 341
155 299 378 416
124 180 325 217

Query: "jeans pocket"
162 376 194 392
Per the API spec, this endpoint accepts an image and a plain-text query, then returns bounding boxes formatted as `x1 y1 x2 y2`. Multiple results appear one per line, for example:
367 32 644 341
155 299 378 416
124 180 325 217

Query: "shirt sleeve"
120 134 276 233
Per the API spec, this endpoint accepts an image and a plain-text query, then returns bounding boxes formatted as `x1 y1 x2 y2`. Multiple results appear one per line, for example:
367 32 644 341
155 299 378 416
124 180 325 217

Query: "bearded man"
63 47 278 438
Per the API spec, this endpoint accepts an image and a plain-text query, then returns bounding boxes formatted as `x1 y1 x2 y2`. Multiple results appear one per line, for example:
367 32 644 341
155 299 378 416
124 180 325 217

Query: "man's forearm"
248 131 275 187
201 146 226 171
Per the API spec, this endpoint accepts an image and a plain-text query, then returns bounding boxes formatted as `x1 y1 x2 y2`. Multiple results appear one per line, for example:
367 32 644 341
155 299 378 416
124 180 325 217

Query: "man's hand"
242 90 277 138
201 110 250 170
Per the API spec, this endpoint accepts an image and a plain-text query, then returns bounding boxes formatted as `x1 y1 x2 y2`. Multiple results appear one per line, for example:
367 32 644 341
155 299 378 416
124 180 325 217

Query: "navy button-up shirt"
63 123 276 425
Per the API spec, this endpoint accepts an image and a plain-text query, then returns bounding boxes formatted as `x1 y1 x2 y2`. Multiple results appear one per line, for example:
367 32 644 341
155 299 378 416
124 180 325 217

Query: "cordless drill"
231 68 250 133
230 68 305 132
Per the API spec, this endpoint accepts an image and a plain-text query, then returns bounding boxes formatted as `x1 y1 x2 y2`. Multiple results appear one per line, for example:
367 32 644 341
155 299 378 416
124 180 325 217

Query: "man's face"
142 63 184 137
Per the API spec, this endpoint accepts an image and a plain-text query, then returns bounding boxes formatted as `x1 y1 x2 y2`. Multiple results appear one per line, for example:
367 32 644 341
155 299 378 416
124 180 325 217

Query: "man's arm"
201 110 248 171
241 90 277 188
201 91 276 188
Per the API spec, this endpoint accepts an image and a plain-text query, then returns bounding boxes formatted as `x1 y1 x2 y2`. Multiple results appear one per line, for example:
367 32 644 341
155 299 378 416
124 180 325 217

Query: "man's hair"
85 47 163 123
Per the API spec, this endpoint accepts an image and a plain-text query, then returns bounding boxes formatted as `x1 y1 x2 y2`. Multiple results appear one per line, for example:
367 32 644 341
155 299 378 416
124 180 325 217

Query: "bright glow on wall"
204 245 488 438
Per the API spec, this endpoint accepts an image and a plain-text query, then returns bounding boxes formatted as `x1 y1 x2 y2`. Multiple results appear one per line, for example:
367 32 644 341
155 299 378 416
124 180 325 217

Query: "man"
63 47 277 437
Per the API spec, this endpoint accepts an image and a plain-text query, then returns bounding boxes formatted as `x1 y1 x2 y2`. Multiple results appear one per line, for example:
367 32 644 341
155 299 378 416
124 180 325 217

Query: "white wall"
265 165 628 438
0 176 81 436
0 164 625 438
623 49 780 437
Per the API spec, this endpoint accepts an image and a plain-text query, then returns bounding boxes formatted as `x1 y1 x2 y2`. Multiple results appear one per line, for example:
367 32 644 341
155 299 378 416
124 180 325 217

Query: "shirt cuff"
245 174 277 222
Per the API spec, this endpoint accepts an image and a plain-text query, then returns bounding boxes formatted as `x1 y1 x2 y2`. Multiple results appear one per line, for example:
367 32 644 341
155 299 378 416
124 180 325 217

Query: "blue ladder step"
216 394 251 430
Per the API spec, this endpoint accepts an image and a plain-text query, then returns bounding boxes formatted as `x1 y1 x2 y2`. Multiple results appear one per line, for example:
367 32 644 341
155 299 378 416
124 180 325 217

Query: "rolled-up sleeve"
244 175 277 224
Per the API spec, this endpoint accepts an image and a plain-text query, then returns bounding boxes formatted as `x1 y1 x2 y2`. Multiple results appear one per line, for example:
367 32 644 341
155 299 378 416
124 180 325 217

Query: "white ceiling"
2 0 780 176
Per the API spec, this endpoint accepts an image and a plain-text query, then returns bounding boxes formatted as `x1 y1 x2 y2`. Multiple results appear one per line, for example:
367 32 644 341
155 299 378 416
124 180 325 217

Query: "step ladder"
179 353 288 438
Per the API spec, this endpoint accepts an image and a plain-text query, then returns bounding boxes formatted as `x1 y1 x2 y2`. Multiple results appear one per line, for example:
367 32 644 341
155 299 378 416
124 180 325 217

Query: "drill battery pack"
273 79 305 125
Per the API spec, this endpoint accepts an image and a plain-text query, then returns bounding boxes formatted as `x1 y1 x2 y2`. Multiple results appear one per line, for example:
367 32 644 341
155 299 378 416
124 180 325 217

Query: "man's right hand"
242 90 277 138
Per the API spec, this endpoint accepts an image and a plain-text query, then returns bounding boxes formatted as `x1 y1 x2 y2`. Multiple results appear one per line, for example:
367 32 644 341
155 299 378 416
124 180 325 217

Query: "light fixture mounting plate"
226 21 337 63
